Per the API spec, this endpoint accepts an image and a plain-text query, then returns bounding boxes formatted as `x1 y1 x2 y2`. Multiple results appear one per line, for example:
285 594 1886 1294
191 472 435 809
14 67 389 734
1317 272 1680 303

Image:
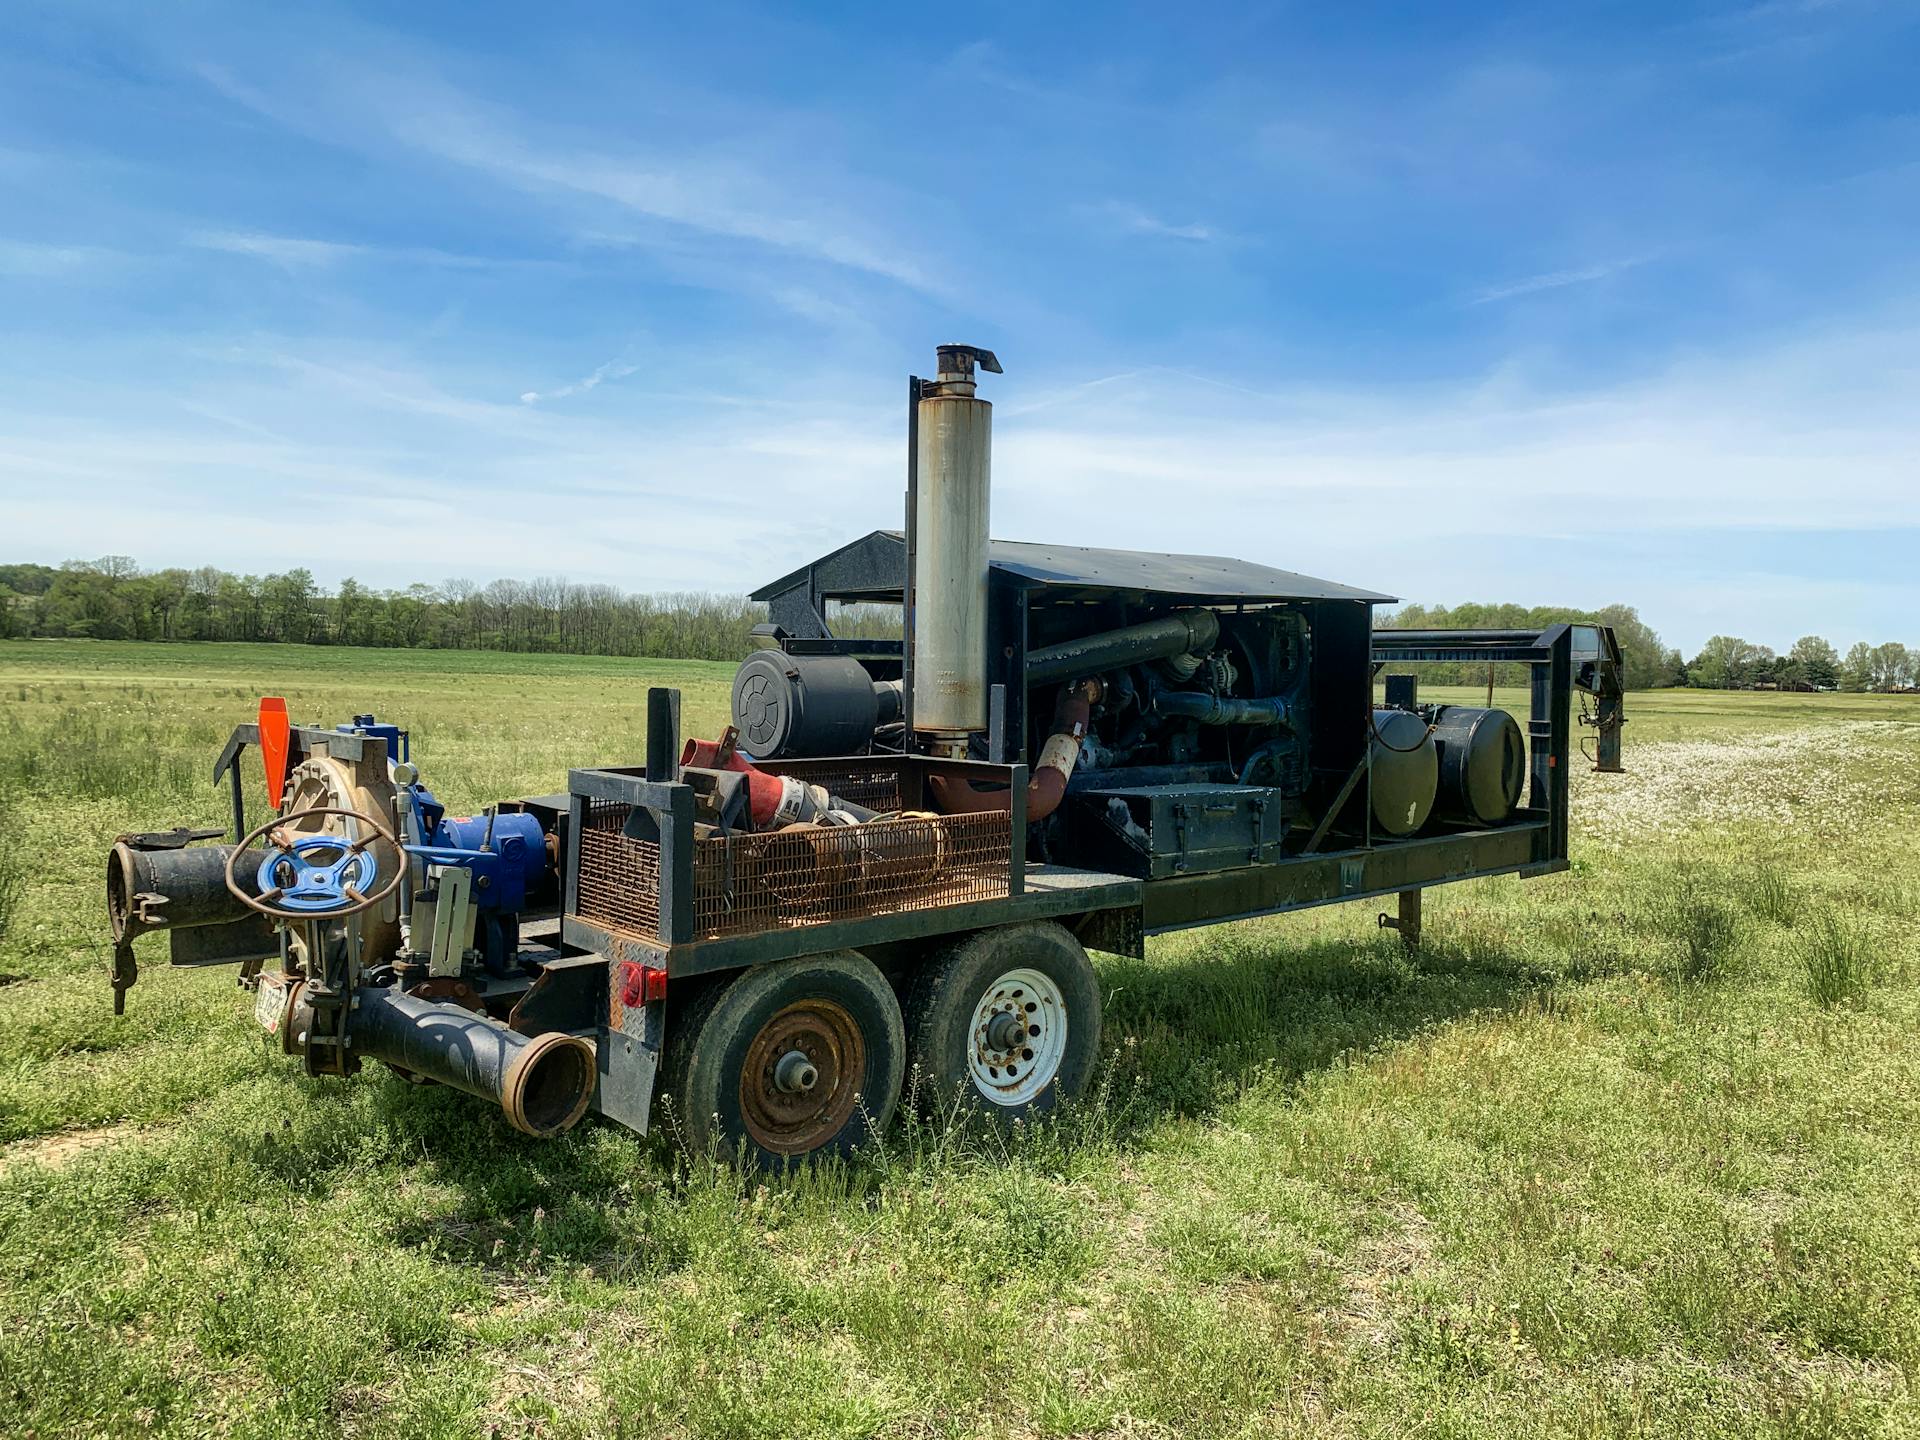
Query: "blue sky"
1 0 1915 653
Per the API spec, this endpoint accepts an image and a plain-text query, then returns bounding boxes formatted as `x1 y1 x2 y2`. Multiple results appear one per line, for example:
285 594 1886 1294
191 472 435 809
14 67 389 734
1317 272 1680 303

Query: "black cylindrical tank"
1429 705 1526 826
732 652 899 759
1369 708 1438 836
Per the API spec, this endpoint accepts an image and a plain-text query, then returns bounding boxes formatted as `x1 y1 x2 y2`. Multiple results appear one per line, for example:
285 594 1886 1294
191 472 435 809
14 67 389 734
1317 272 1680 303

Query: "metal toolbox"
1070 784 1288 880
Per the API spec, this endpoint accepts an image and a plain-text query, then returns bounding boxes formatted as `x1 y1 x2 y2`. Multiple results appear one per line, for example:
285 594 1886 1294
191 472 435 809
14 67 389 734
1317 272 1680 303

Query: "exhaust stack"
911 344 1000 757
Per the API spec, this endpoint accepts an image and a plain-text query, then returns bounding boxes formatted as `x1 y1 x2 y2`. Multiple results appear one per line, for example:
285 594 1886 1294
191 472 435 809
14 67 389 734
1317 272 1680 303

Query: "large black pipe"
108 841 260 942
1026 609 1220 686
347 987 596 1138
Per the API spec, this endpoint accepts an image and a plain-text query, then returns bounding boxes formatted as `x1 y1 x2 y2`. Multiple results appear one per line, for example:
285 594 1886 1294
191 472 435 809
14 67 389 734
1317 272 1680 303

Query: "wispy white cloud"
1470 255 1652 304
1098 201 1217 243
187 228 565 274
190 230 365 269
191 57 944 299
520 357 639 406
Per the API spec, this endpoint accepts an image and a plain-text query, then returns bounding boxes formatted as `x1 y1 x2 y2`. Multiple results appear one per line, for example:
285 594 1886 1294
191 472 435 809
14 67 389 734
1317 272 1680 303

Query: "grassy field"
1 637 1917 1439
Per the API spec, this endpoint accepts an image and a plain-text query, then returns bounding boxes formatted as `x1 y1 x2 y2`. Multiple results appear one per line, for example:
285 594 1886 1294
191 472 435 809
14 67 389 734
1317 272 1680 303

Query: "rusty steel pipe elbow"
927 678 1102 824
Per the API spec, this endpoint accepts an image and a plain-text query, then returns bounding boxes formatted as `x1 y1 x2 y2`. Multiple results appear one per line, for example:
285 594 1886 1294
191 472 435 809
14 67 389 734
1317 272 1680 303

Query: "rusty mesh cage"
573 780 1010 943
577 800 663 938
772 765 903 816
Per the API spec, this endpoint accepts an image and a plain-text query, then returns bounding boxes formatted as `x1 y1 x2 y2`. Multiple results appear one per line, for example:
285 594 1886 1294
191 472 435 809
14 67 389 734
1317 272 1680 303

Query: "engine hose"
1153 691 1294 727
926 679 1103 823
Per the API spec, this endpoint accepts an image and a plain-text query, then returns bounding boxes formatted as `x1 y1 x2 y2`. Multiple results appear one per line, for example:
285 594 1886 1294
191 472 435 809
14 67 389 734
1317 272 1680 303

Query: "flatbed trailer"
101 345 1626 1167
554 619 1621 1144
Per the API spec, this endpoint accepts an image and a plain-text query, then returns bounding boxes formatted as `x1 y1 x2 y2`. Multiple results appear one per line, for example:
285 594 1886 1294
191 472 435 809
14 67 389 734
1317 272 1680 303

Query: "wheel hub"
773 1049 819 1094
985 1011 1026 1052
967 967 1068 1107
739 1000 864 1154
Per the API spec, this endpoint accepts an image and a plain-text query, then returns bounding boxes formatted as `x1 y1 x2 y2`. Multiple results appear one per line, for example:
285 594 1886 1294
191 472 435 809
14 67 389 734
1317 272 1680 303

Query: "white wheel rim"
966 967 1068 1106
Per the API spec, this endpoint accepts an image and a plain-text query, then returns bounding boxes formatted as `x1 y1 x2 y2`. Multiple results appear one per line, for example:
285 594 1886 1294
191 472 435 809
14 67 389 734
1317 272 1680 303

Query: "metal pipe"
1153 691 1294 727
927 679 1100 823
107 841 260 942
1026 609 1220 686
1373 629 1542 646
346 987 596 1138
911 345 999 755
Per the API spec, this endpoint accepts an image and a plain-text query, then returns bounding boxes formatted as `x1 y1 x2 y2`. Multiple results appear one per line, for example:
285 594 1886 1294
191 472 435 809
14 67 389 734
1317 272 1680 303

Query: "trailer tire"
904 922 1101 1124
662 951 904 1169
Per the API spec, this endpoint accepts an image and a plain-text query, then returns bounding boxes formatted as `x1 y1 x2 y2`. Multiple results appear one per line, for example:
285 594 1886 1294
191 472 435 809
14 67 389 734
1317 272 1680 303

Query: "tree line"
1683 634 1914 692
0 559 761 662
4 559 1911 693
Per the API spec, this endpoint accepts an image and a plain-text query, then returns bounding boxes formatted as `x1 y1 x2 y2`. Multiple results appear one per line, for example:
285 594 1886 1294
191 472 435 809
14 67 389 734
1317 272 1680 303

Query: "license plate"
254 978 286 1034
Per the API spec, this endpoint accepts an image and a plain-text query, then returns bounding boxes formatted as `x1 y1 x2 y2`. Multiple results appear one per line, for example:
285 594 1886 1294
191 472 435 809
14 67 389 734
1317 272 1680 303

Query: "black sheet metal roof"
751 529 1393 605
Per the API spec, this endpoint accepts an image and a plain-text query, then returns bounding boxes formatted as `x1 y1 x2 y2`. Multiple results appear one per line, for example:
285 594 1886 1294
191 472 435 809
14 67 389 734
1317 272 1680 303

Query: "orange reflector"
258 697 291 808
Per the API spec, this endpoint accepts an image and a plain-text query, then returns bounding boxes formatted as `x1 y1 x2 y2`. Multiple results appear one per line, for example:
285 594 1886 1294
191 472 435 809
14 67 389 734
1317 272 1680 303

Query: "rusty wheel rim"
738 998 864 1155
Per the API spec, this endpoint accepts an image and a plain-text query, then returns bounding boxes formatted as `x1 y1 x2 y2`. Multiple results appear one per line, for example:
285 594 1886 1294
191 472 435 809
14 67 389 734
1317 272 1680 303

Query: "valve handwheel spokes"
225 805 406 920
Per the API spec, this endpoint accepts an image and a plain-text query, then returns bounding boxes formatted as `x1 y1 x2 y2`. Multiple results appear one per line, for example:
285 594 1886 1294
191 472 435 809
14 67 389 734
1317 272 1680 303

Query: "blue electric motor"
431 812 549 910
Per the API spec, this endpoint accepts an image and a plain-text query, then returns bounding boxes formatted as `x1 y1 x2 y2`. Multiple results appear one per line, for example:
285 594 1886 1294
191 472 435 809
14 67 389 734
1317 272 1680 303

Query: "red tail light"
617 960 668 1009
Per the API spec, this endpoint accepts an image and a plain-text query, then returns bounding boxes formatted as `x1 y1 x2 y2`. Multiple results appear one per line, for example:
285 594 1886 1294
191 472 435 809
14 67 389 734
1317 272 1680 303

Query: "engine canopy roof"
752 529 1396 607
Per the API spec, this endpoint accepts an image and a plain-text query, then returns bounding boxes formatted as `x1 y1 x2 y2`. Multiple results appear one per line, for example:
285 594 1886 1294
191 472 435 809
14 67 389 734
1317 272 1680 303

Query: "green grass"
3 637 1919 1438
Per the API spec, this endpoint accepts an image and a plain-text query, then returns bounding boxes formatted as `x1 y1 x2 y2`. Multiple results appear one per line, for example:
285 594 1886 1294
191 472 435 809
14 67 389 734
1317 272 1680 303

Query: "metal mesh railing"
573 788 1010 943
577 801 662 939
780 766 902 816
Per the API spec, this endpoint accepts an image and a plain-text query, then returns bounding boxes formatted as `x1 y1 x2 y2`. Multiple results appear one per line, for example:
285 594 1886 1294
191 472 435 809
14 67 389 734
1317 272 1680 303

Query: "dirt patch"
1330 1203 1435 1349
0 1123 139 1174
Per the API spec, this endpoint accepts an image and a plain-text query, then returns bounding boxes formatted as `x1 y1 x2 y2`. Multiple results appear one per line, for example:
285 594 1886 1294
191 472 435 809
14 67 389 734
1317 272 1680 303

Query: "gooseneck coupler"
909 344 1000 758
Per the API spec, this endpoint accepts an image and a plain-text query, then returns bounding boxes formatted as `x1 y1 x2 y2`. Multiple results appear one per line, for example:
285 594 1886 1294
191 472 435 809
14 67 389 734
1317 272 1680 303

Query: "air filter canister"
732 652 896 759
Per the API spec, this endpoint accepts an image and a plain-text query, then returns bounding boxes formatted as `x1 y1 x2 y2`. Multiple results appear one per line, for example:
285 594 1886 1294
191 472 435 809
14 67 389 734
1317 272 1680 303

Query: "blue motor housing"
431 813 548 910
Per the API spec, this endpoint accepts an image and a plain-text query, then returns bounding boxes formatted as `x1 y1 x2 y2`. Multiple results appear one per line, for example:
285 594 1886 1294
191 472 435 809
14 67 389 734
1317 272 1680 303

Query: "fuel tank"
1369 708 1438 836
1429 705 1526 826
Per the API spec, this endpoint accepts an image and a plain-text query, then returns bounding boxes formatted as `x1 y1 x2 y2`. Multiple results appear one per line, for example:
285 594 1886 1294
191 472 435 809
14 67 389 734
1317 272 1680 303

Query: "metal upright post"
645 688 681 782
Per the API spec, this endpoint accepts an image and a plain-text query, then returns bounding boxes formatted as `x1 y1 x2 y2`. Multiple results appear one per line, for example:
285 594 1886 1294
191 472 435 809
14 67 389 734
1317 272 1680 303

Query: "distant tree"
0 563 57 596
1842 641 1874 692
1869 641 1911 691
1689 635 1762 689
1789 635 1840 689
